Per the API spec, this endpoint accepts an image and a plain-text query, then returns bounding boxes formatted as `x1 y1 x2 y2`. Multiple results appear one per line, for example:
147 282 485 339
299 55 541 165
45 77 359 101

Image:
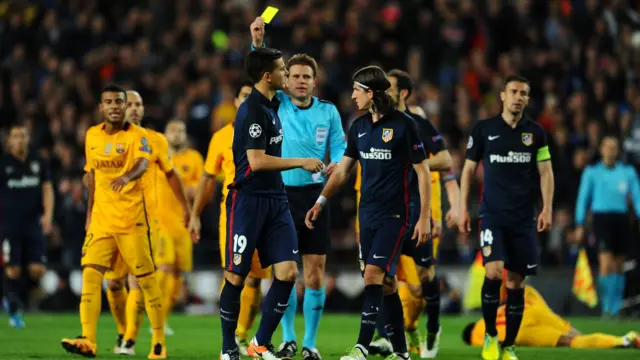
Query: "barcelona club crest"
522 133 533 146
233 254 242 265
382 128 393 143
116 143 125 154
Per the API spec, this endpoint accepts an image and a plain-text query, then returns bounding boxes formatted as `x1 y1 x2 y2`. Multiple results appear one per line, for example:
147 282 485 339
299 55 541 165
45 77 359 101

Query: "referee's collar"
250 87 280 109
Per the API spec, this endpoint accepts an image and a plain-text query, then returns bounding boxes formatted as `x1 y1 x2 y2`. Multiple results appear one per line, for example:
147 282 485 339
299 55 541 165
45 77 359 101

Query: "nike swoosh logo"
488 135 500 140
220 309 233 314
421 257 432 262
373 254 385 259
362 312 378 316
527 264 537 269
358 133 366 138
277 302 289 307
293 250 299 254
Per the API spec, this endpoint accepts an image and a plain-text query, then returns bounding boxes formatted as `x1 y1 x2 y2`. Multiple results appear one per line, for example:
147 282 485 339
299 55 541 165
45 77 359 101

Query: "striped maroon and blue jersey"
345 109 427 227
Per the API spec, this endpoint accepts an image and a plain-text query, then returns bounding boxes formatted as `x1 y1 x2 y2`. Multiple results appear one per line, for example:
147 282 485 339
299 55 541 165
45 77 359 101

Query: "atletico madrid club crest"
382 128 393 143
233 254 242 265
482 245 492 257
522 133 533 146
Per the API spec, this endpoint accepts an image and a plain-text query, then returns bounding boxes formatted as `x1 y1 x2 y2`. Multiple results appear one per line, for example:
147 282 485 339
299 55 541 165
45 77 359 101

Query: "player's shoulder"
185 148 203 160
523 117 546 134
314 97 338 110
86 124 104 137
214 123 234 138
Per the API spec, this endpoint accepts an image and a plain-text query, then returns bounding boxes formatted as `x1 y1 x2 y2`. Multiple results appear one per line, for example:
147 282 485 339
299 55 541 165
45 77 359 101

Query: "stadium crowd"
2 0 640 306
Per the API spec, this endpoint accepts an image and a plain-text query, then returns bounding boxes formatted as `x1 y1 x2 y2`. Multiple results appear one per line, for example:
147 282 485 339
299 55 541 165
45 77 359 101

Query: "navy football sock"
481 278 502 337
356 284 384 350
220 279 243 352
3 274 22 315
383 292 408 353
422 275 441 334
255 278 295 345
375 308 388 338
502 288 525 347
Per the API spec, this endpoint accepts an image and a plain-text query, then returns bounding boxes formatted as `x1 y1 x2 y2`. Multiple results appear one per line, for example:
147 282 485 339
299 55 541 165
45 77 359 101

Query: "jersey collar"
368 108 398 127
295 97 314 110
500 115 530 130
251 87 281 109
101 121 131 132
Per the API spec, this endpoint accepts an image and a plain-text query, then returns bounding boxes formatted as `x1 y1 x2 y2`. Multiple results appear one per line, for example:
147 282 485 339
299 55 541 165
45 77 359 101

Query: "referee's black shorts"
286 184 330 255
592 213 629 256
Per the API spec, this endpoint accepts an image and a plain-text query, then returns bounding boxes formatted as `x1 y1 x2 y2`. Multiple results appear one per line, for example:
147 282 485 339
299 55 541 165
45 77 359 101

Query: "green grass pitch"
1 313 639 359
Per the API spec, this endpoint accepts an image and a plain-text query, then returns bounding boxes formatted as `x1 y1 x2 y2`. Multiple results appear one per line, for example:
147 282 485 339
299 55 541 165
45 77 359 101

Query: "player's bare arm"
305 156 356 229
458 159 478 233
110 158 149 192
537 160 554 232
427 150 453 171
165 168 191 228
41 180 54 235
412 159 432 245
84 170 95 230
443 175 461 228
246 149 323 172
188 172 216 240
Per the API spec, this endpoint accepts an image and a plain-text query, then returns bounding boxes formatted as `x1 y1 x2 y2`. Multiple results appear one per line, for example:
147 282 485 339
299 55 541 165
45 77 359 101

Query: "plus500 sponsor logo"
489 151 531 163
360 147 392 160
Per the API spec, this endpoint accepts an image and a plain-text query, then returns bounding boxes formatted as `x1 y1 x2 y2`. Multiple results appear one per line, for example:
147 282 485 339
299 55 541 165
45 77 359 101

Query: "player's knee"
245 276 260 288
418 265 436 282
484 262 503 280
127 274 140 289
382 275 398 295
27 264 46 280
363 265 385 286
157 264 174 273
107 278 125 291
302 254 326 289
5 266 21 279
505 271 525 289
224 270 246 287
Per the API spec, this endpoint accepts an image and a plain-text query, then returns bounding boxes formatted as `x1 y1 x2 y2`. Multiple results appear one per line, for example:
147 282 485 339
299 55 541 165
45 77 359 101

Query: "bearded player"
99 90 191 356
63 85 172 358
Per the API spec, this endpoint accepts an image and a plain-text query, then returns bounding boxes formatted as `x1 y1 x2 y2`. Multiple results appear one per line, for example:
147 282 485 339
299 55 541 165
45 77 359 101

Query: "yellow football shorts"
219 202 271 278
83 225 155 279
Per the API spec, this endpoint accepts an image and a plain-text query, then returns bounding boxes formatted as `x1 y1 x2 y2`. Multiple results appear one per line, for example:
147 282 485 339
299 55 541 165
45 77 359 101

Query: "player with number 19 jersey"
225 88 298 276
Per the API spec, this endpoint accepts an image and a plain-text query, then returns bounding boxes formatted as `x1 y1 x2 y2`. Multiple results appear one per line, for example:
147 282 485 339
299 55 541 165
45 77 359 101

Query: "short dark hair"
101 84 127 101
504 75 530 92
387 69 413 98
353 65 392 114
235 79 254 98
462 322 475 345
287 54 319 78
245 48 283 83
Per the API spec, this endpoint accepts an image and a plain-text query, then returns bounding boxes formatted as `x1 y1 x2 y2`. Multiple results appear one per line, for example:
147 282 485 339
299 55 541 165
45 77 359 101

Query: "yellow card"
261 6 279 24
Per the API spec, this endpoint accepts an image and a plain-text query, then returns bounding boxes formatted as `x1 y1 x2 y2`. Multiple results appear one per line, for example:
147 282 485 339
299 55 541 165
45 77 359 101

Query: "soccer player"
157 118 203 331
62 85 173 358
190 48 323 360
305 65 432 360
249 17 347 360
191 80 270 356
574 135 640 317
458 75 555 360
369 69 457 359
462 286 640 349
0 123 54 328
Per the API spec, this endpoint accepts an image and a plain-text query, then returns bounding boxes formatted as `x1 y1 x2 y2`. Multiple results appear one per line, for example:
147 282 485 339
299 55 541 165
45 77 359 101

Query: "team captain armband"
537 145 550 162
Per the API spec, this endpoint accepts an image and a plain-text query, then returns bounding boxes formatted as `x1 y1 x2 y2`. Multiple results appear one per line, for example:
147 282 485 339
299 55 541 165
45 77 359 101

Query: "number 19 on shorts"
231 234 247 267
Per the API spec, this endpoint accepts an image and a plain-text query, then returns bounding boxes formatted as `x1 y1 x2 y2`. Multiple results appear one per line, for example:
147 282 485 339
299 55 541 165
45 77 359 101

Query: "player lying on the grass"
462 286 640 349
249 16 348 360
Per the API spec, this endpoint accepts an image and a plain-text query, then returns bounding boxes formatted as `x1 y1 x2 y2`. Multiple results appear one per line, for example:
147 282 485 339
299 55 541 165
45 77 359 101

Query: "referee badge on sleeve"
522 133 533 146
382 128 393 143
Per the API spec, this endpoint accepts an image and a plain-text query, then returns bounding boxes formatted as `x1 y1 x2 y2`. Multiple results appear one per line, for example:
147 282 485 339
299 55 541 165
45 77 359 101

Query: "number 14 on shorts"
481 229 493 257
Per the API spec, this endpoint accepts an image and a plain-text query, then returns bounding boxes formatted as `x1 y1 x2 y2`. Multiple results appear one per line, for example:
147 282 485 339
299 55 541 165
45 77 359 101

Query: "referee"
249 17 347 360
575 134 640 318
1 123 54 328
